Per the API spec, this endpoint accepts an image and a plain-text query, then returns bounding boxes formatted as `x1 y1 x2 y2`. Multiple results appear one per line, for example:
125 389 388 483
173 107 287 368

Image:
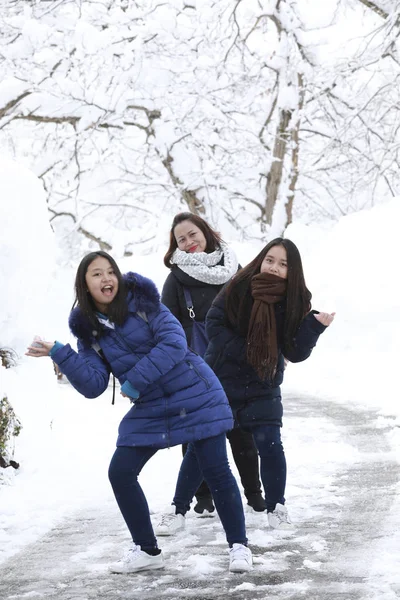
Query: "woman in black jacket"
204 238 335 529
158 212 265 531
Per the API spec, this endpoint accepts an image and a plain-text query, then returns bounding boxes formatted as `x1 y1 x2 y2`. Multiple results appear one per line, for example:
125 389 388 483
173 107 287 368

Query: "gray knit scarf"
171 244 238 285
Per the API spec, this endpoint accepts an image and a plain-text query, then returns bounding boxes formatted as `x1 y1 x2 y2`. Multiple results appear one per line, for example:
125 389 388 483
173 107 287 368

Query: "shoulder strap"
91 342 116 406
182 287 195 319
91 310 148 406
91 341 103 357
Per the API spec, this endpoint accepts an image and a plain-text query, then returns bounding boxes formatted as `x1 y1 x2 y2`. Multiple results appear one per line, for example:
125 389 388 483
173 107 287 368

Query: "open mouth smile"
101 285 114 296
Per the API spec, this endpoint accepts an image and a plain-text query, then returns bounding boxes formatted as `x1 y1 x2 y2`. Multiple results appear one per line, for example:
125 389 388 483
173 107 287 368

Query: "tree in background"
0 0 398 258
300 0 400 220
0 349 21 473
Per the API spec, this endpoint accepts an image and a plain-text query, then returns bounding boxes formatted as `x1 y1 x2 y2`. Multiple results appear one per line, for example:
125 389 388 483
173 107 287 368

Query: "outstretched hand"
314 312 335 327
25 340 54 358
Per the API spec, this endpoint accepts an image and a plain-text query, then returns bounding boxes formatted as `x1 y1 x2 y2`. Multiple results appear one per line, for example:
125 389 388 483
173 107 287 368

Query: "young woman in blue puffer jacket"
26 251 252 575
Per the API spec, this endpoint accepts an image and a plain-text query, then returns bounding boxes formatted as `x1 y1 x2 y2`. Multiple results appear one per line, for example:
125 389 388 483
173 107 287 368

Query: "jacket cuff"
309 311 328 334
50 341 64 358
121 380 140 399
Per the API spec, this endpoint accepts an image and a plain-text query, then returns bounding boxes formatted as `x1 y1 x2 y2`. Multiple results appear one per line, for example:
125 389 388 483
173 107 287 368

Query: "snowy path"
1 394 399 600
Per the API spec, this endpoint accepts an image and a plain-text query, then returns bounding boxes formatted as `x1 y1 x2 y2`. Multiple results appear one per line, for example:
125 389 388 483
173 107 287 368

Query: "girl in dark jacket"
204 238 335 529
26 251 252 574
160 212 265 524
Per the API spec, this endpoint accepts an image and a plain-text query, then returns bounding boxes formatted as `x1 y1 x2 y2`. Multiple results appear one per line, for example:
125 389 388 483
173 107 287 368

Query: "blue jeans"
108 433 247 551
175 424 286 514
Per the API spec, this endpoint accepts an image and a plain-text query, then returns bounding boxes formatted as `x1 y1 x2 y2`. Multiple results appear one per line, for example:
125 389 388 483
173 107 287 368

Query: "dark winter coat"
51 273 233 448
161 266 226 344
204 292 327 428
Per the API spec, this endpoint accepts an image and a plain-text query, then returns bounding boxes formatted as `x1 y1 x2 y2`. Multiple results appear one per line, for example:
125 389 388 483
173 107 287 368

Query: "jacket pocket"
186 360 210 389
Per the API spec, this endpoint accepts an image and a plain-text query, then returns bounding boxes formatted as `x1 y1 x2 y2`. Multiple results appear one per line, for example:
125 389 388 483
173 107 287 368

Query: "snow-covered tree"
0 0 399 258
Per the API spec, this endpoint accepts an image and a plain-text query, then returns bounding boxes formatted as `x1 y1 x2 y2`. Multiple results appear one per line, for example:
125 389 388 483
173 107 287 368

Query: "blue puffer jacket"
204 292 327 428
51 272 233 448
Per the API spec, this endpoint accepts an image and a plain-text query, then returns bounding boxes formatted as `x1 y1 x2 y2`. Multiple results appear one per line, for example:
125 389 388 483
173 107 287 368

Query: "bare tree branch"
48 209 77 223
13 114 80 126
355 0 388 19
0 91 32 120
77 226 112 251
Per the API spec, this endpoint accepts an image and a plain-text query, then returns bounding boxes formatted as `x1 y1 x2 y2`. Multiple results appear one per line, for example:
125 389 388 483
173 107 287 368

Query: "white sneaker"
155 512 185 536
267 503 294 529
229 543 253 573
109 546 164 574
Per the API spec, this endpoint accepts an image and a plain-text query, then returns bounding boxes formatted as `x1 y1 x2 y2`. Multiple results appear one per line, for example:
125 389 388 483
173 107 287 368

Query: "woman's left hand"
314 312 335 327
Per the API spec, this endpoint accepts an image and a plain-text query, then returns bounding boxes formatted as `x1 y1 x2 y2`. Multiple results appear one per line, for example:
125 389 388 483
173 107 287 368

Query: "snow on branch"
0 0 398 253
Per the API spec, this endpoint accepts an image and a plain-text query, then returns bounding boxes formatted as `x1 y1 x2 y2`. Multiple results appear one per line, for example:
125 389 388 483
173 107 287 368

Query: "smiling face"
85 256 119 313
260 244 288 279
174 219 207 254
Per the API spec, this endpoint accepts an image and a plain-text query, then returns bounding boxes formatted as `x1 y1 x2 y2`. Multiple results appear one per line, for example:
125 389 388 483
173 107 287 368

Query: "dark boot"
246 493 266 512
193 496 215 516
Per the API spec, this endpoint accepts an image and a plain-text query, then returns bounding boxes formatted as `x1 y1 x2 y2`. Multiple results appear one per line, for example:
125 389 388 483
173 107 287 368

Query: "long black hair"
225 238 312 353
73 251 128 335
164 212 224 268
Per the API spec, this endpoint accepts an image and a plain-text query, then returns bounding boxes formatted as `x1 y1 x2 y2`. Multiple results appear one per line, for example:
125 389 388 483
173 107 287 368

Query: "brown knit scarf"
247 272 287 380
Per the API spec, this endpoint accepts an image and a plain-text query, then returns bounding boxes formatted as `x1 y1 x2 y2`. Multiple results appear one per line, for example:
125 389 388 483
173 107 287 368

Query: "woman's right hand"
314 312 335 327
25 339 55 358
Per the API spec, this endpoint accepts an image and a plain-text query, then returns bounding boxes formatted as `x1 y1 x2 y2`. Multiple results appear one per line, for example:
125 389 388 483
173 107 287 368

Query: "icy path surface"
1 394 399 600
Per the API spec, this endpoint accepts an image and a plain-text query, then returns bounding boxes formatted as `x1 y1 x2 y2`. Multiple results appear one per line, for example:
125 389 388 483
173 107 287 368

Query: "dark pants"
109 433 247 551
182 427 262 502
177 424 285 514
251 424 286 512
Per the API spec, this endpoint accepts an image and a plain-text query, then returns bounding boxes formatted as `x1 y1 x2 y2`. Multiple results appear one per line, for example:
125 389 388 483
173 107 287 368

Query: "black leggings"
182 427 261 501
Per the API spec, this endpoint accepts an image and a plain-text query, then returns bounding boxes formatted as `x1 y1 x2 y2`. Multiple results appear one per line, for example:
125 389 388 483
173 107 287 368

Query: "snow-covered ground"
1 160 399 596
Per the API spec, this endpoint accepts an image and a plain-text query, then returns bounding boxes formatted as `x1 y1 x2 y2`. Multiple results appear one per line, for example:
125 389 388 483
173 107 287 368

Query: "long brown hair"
225 238 311 357
164 212 223 268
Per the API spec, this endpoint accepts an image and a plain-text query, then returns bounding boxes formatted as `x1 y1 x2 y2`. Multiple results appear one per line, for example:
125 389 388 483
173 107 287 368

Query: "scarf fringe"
246 324 277 380
246 273 287 381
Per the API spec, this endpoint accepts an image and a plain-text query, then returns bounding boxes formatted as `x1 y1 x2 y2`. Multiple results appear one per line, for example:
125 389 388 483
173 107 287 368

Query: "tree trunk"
286 73 305 226
161 154 205 215
265 109 292 224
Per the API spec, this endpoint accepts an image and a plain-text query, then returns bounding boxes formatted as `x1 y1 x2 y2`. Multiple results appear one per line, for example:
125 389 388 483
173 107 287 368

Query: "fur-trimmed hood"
68 272 160 346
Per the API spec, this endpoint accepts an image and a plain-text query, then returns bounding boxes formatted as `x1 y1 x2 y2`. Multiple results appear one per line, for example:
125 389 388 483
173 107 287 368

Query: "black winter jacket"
204 292 327 428
161 266 225 344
